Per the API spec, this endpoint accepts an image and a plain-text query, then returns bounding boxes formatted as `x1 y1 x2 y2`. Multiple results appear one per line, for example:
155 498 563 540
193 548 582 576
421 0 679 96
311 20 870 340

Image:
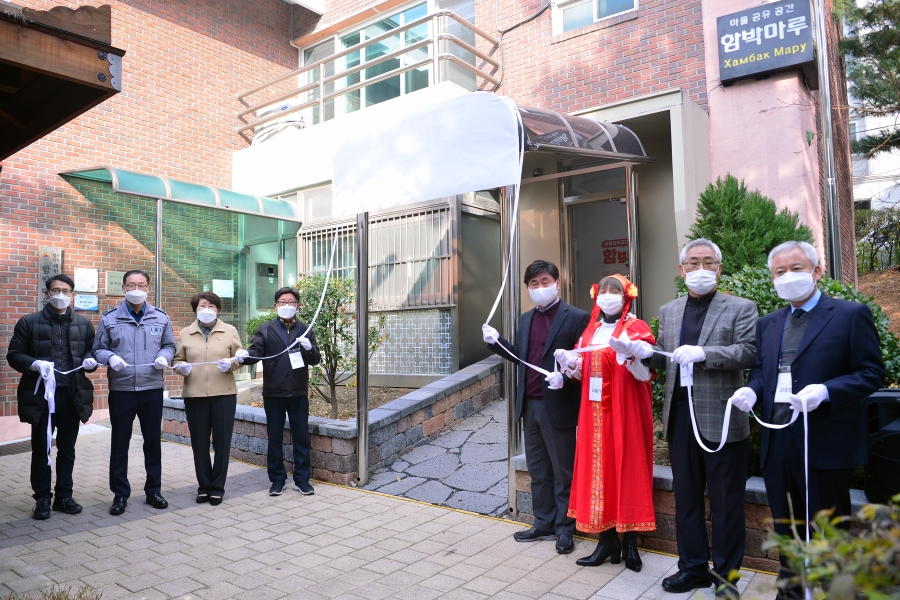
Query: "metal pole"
155 198 162 307
432 14 441 85
318 64 325 125
355 212 370 486
502 185 522 518
813 0 843 281
626 168 642 318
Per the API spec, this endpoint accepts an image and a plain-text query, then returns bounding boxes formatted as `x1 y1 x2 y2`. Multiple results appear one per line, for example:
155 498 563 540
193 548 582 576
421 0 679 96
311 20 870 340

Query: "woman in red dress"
555 274 656 572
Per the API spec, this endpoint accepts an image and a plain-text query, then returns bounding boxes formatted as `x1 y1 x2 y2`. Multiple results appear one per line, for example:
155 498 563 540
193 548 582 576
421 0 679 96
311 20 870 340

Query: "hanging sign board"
717 0 818 89
39 247 63 306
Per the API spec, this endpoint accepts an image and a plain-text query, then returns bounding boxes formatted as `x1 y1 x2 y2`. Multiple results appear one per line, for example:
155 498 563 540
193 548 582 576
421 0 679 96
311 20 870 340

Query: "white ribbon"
33 366 56 466
681 360 810 546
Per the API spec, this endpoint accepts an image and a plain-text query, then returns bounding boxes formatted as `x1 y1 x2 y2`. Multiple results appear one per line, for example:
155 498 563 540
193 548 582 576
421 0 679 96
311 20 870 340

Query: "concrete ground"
0 425 777 599
364 399 509 516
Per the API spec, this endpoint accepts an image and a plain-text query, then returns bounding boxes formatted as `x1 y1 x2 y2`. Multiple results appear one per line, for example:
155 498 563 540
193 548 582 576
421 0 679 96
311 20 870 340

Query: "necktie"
793 308 806 319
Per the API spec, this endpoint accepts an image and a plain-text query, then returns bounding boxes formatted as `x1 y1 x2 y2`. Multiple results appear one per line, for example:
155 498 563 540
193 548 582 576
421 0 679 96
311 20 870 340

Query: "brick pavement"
0 427 777 599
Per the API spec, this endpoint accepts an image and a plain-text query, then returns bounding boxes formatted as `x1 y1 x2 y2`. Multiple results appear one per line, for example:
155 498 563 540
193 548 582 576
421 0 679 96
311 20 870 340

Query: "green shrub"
689 175 814 274
244 310 275 343
764 494 900 599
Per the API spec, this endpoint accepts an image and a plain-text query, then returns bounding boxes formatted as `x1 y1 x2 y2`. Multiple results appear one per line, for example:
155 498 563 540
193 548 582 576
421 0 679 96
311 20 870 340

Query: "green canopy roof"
60 166 300 222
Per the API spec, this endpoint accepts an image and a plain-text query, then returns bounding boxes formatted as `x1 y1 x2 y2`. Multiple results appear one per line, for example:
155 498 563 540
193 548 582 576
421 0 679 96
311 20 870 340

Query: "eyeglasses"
276 301 298 307
124 283 149 290
48 288 73 296
682 260 719 271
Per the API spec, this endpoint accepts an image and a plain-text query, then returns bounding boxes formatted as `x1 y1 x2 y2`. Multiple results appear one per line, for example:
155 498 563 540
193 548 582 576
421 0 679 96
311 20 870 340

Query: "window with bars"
298 206 453 310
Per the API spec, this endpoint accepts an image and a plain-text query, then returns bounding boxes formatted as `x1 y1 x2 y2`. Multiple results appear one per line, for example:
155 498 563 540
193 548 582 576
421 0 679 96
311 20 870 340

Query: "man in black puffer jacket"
6 274 97 520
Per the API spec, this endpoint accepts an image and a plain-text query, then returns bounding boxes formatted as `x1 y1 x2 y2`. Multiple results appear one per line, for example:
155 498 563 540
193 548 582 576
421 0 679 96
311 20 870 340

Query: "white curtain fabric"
331 92 521 217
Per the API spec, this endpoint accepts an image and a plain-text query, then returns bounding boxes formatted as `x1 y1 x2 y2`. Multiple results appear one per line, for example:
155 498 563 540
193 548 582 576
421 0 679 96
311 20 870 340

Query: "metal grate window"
298 207 453 310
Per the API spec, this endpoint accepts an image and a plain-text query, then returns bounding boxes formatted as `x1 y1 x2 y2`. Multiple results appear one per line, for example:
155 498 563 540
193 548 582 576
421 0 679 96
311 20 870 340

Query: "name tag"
589 377 603 401
775 367 792 403
289 351 305 370
680 363 693 387
148 325 163 337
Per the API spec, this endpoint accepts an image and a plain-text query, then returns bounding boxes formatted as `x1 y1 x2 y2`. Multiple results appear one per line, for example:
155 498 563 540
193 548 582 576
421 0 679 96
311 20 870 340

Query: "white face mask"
48 293 71 309
684 269 718 295
595 293 624 316
277 305 297 319
197 308 217 324
125 289 148 305
528 284 558 308
773 271 817 302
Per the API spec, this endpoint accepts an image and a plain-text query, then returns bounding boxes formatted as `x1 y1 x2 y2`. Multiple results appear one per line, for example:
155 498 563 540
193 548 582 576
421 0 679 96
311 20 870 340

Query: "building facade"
0 0 855 424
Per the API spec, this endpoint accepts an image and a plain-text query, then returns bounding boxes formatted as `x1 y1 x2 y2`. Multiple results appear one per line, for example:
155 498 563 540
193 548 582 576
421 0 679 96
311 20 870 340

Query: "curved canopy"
60 166 300 222
517 105 648 159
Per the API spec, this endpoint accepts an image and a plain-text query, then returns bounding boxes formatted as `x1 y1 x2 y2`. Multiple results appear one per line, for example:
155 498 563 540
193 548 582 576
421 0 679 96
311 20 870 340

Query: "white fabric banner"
331 92 521 217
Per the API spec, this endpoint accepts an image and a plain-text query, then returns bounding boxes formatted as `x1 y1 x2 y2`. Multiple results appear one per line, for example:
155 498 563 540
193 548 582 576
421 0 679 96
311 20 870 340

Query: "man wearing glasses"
7 274 98 520
614 239 757 597
93 270 175 515
240 287 320 496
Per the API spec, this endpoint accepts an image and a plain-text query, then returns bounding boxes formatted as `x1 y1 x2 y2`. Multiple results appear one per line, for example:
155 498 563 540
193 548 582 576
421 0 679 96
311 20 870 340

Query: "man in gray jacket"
611 239 757 598
93 270 175 515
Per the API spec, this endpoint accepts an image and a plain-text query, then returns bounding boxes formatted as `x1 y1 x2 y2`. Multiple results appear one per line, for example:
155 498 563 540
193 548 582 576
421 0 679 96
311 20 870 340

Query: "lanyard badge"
289 351 305 369
589 377 603 401
775 366 792 403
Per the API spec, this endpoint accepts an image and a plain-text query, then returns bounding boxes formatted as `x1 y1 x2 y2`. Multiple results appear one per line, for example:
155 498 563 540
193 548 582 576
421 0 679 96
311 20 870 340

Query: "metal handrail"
235 9 500 136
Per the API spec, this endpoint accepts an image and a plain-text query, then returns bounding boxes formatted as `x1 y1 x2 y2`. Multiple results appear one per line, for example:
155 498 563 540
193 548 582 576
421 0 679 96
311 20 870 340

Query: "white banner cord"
682 360 810 546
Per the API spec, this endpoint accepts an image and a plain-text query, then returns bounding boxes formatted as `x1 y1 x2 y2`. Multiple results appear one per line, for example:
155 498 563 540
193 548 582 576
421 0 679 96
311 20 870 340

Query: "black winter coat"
6 305 97 424
245 318 321 397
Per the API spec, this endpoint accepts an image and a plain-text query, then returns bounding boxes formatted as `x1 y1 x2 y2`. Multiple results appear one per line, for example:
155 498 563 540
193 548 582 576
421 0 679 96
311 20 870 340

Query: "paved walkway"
364 399 508 516
0 425 777 599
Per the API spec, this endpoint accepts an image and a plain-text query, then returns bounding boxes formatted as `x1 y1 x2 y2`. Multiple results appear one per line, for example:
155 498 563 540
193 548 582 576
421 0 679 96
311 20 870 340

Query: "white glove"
632 340 654 360
82 357 98 370
298 337 312 351
153 356 169 370
788 384 828 413
176 363 192 376
729 387 757 412
217 358 233 372
607 336 633 357
107 355 128 371
553 349 578 370
482 324 499 345
31 360 54 379
545 371 564 390
235 349 249 363
672 345 706 367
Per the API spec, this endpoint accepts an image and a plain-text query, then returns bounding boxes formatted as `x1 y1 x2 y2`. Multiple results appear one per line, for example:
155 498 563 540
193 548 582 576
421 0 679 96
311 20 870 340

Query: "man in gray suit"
612 238 757 597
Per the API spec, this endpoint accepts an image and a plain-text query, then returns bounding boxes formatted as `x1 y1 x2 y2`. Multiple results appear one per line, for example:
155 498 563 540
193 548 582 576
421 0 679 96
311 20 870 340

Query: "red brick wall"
0 0 297 416
477 0 707 113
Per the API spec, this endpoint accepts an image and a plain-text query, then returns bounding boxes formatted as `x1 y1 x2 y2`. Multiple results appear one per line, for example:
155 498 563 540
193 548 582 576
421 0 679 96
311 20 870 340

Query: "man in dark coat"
483 260 590 554
6 274 97 520
240 286 321 497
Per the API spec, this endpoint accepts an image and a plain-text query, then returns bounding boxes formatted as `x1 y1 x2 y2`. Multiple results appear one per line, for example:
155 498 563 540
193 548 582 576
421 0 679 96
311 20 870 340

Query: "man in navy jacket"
730 241 884 598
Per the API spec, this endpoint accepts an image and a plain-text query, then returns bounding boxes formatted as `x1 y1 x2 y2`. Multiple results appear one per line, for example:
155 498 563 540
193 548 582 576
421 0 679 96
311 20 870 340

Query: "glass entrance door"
562 165 635 315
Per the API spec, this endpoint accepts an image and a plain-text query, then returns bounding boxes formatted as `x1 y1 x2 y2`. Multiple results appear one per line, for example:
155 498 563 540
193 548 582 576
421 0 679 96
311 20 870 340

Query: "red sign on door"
601 239 628 265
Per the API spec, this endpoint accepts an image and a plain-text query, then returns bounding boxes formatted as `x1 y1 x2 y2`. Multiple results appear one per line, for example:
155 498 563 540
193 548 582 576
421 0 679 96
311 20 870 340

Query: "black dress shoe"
622 531 642 572
662 571 712 594
109 496 128 515
513 527 555 542
556 534 574 554
196 494 209 504
145 494 168 509
576 529 621 567
209 496 223 506
32 498 51 520
52 497 83 515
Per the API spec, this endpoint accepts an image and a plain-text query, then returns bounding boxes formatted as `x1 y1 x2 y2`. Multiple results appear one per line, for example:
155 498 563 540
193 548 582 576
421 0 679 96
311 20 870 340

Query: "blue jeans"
263 396 311 484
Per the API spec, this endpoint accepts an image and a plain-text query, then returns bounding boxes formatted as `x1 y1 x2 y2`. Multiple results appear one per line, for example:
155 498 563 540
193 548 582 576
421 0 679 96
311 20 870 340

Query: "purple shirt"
524 300 560 398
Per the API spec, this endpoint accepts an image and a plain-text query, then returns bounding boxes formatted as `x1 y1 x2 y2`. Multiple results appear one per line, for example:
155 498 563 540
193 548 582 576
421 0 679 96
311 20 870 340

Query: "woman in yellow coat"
172 292 242 505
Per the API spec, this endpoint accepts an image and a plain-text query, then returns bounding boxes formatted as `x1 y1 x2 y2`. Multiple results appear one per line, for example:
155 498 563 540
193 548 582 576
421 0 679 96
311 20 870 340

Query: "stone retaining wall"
513 458 869 573
162 357 502 486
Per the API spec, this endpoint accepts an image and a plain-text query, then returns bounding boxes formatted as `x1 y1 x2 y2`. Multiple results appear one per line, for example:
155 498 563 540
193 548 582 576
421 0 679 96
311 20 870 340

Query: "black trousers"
184 395 236 496
108 388 163 497
763 427 852 598
669 400 748 582
263 396 311 485
30 387 80 501
522 396 577 536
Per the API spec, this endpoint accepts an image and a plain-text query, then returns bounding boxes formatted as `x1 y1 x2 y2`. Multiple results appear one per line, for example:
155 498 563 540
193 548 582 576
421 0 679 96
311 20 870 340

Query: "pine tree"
688 175 814 274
